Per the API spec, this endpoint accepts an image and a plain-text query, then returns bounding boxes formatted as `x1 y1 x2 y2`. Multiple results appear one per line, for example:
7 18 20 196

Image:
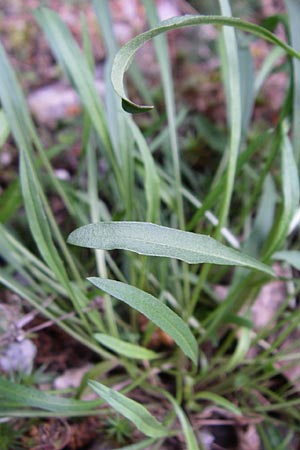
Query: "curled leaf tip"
122 98 154 114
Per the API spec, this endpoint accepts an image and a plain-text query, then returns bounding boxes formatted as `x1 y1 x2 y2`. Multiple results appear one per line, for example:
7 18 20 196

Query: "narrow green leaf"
68 222 274 276
285 0 300 163
281 127 300 219
0 270 110 359
237 36 254 135
0 39 81 281
34 8 113 157
20 150 69 288
216 0 242 240
88 277 198 364
94 333 159 360
165 393 199 450
263 125 300 258
88 380 168 438
226 326 252 371
93 0 122 162
272 250 300 270
93 0 133 213
0 109 9 147
143 1 184 229
127 118 160 222
0 43 33 150
244 175 276 258
0 180 22 223
195 391 242 416
80 13 95 73
34 7 123 211
20 150 91 328
0 376 101 415
111 14 300 113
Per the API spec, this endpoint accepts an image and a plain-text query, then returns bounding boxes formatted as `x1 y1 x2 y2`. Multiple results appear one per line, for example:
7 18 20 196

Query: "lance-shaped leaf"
94 333 159 360
111 14 300 113
195 391 242 416
88 380 168 438
0 376 101 415
68 222 274 276
88 278 198 364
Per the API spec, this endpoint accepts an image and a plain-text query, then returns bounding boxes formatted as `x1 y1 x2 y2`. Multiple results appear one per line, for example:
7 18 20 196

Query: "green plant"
1 0 300 448
0 421 25 450
105 414 133 445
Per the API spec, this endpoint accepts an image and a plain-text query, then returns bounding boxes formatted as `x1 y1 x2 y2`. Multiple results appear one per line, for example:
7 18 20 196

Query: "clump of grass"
105 414 133 445
0 421 26 450
1 0 300 448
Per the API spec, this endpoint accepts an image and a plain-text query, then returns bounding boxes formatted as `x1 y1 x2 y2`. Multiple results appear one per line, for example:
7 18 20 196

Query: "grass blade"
285 0 300 163
243 175 276 258
94 0 135 218
173 407 199 450
33 8 109 147
68 222 274 275
20 151 67 285
0 40 81 281
237 35 254 135
143 1 184 229
0 180 22 223
88 380 168 438
165 392 200 450
88 277 198 364
216 0 242 236
94 333 159 360
0 270 110 359
0 109 9 147
0 376 101 415
126 118 160 222
19 150 88 325
34 7 123 193
111 15 300 113
195 391 242 416
263 124 300 258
